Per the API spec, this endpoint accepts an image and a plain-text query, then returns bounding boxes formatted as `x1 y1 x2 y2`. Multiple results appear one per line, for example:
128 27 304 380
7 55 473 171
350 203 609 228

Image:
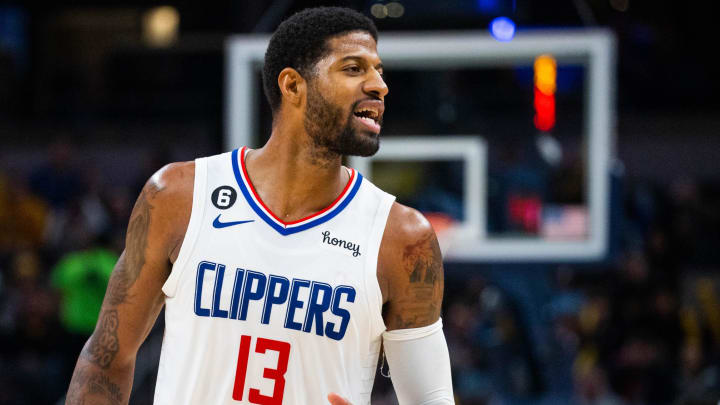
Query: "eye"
344 65 362 74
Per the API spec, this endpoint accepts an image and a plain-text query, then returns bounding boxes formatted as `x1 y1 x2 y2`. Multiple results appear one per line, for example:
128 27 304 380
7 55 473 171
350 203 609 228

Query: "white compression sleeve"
382 318 455 404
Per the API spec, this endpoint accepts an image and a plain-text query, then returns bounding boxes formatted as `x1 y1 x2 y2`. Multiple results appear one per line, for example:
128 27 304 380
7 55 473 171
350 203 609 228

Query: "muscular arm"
65 162 194 405
378 202 444 330
376 203 454 404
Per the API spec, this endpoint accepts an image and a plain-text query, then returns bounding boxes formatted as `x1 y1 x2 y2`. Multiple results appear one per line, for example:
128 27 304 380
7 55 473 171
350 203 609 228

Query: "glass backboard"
226 29 616 261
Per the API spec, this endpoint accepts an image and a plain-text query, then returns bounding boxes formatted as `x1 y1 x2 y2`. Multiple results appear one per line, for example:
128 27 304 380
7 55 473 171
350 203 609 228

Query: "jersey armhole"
162 157 208 297
363 191 395 338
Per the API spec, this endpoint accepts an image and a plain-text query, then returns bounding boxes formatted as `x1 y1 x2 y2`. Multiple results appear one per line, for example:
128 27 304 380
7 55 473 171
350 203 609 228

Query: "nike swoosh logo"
212 214 254 228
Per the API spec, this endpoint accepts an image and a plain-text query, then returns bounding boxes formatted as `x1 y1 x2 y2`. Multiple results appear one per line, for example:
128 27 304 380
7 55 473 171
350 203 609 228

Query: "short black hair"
262 7 378 112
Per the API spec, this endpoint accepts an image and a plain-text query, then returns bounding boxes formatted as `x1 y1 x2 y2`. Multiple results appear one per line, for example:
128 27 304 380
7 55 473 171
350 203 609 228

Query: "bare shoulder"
378 202 444 330
135 161 195 263
145 161 195 201
379 202 437 265
386 202 434 240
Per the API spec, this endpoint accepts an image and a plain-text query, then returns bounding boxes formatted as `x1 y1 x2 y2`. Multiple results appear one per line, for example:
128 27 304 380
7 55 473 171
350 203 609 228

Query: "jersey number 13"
233 335 291 404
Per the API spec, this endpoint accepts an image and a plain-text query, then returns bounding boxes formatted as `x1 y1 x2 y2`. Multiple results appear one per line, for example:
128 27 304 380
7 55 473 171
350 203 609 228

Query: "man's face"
303 31 388 157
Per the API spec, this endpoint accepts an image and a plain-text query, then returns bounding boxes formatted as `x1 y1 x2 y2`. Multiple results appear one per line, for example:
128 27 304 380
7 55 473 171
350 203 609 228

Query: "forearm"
383 319 454 404
65 347 135 405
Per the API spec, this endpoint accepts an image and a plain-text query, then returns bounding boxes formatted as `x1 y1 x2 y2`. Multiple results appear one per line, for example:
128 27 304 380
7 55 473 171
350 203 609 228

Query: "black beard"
303 85 380 158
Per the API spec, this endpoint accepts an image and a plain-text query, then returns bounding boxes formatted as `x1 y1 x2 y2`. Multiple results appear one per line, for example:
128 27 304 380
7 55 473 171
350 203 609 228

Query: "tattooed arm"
65 162 194 405
378 203 443 330
376 203 454 404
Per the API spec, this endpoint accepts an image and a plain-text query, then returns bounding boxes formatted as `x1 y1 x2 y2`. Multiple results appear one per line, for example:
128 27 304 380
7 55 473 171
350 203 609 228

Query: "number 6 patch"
211 186 238 210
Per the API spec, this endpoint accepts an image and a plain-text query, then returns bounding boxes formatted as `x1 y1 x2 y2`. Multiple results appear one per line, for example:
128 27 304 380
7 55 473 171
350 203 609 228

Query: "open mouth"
353 106 381 133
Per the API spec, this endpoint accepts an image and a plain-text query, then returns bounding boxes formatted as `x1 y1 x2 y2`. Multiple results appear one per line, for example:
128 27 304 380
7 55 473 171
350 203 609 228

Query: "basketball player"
65 7 453 404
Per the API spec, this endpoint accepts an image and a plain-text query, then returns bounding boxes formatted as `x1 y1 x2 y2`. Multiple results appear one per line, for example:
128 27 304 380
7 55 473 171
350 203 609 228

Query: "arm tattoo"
106 183 162 306
88 373 123 404
80 183 161 370
66 365 124 405
393 233 444 328
82 309 119 369
66 182 164 403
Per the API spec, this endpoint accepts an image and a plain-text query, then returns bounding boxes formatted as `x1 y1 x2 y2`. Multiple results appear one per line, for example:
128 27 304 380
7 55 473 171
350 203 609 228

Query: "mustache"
350 97 382 109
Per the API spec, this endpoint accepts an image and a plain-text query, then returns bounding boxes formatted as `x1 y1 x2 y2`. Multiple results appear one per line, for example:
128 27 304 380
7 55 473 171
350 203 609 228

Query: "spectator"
50 232 118 384
0 249 63 404
0 171 49 252
28 139 85 210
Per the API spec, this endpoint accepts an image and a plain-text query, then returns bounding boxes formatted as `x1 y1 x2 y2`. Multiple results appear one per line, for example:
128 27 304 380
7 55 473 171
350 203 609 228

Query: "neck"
243 119 348 223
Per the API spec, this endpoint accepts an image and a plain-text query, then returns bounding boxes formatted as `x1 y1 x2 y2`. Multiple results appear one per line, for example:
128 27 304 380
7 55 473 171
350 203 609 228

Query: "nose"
364 69 388 99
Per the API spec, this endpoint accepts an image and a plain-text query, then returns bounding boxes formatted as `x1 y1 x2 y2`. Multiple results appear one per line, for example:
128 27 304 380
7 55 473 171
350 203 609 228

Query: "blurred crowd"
0 140 153 404
1 141 720 405
419 175 720 405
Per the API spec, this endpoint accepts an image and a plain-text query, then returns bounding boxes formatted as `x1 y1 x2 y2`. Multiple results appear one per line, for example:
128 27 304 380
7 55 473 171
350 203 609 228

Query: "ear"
277 67 306 108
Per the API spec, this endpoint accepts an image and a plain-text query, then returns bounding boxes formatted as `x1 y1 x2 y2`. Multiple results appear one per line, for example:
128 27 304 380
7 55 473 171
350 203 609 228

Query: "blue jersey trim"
231 148 363 236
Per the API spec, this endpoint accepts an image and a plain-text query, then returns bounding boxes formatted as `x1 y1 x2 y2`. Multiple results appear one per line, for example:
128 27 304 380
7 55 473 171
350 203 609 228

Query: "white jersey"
153 147 395 405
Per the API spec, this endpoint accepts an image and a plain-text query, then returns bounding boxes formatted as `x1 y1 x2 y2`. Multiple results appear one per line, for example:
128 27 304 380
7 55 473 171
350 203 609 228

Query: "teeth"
355 108 378 119
358 116 377 125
